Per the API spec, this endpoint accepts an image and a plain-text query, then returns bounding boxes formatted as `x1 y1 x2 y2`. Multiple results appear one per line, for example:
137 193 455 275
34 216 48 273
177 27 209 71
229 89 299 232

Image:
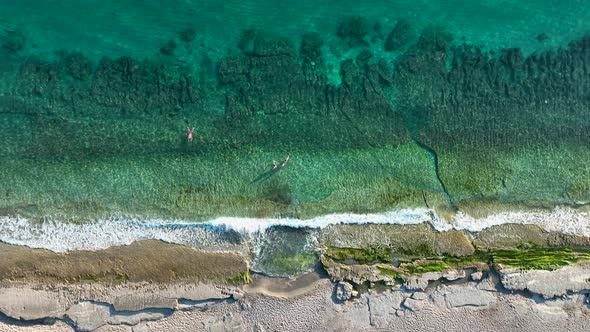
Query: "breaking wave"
0 207 589 252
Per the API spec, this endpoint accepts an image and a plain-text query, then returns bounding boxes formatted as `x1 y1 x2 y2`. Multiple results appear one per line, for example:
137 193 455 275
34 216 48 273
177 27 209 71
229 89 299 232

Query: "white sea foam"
1 207 589 252
451 206 590 237
207 208 440 233
0 216 241 252
0 209 434 252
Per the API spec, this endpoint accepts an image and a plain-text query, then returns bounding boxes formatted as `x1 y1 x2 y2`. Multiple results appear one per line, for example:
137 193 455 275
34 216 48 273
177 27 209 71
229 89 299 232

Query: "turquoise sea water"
2 0 588 59
0 1 589 222
1 0 590 277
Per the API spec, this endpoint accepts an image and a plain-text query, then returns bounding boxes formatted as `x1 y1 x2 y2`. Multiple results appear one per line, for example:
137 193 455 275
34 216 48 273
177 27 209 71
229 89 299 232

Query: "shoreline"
0 217 589 331
2 205 590 253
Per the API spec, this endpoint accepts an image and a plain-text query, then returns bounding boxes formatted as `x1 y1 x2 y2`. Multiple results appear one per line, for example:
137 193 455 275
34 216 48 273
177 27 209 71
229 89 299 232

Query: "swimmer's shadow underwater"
251 167 281 184
251 155 290 184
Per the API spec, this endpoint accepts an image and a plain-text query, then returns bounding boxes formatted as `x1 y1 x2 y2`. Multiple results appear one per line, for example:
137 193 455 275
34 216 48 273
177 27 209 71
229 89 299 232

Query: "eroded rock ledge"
320 223 590 299
0 282 240 331
1 222 590 331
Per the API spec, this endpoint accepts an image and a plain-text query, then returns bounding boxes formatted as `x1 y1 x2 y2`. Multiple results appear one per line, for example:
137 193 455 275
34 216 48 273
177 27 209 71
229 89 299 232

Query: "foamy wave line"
0 209 435 252
451 207 590 236
0 207 589 252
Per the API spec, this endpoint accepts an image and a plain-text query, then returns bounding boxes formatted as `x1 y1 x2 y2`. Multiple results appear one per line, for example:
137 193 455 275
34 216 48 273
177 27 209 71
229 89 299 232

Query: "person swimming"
270 155 289 170
281 154 290 167
187 127 194 142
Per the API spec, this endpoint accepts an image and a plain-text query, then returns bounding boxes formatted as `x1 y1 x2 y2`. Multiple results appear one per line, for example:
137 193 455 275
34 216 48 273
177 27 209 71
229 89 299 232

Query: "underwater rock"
1 30 25 52
393 30 590 203
91 56 196 111
536 32 549 42
373 22 386 40
376 58 393 85
252 32 294 57
417 25 453 54
64 52 93 80
356 49 373 63
238 29 257 51
180 28 197 42
238 30 293 57
337 16 369 39
216 30 408 149
384 19 414 52
18 57 61 97
217 55 250 84
337 16 369 48
160 39 177 55
340 59 360 87
300 32 323 65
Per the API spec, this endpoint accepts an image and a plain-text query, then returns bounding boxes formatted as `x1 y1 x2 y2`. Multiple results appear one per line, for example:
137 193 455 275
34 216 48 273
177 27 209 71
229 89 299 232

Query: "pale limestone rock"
442 269 466 281
476 277 498 291
0 288 66 320
433 285 496 308
404 272 443 290
203 312 243 332
403 297 428 312
108 311 169 326
500 263 590 298
411 292 428 300
470 271 483 281
66 302 110 332
367 290 408 328
111 294 177 311
336 281 354 301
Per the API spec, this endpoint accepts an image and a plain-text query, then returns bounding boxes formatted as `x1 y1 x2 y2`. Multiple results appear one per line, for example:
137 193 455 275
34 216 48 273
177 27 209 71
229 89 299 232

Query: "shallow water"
1 1 590 276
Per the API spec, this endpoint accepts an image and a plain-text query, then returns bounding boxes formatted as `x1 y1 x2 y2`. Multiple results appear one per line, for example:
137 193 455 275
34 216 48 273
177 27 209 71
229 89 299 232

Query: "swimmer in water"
281 154 290 168
187 127 194 142
272 160 278 169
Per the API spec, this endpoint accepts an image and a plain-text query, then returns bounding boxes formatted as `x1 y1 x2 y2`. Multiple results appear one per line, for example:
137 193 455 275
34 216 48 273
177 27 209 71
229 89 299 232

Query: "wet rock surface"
0 241 248 284
474 224 590 249
320 223 476 257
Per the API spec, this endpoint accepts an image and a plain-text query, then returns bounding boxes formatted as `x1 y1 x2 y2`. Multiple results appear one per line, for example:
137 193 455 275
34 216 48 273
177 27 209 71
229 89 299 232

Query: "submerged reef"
0 16 590 220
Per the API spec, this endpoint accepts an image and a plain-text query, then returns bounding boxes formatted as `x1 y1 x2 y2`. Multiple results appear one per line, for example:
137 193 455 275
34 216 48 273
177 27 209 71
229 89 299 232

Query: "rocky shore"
1 213 590 331
1 265 589 332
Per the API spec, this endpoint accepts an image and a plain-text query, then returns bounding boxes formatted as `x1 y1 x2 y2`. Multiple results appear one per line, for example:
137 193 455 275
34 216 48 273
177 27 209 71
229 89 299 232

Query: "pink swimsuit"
187 129 194 141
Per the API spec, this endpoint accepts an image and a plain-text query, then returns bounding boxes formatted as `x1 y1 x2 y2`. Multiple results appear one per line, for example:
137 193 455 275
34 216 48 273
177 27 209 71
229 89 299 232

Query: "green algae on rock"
320 223 590 285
